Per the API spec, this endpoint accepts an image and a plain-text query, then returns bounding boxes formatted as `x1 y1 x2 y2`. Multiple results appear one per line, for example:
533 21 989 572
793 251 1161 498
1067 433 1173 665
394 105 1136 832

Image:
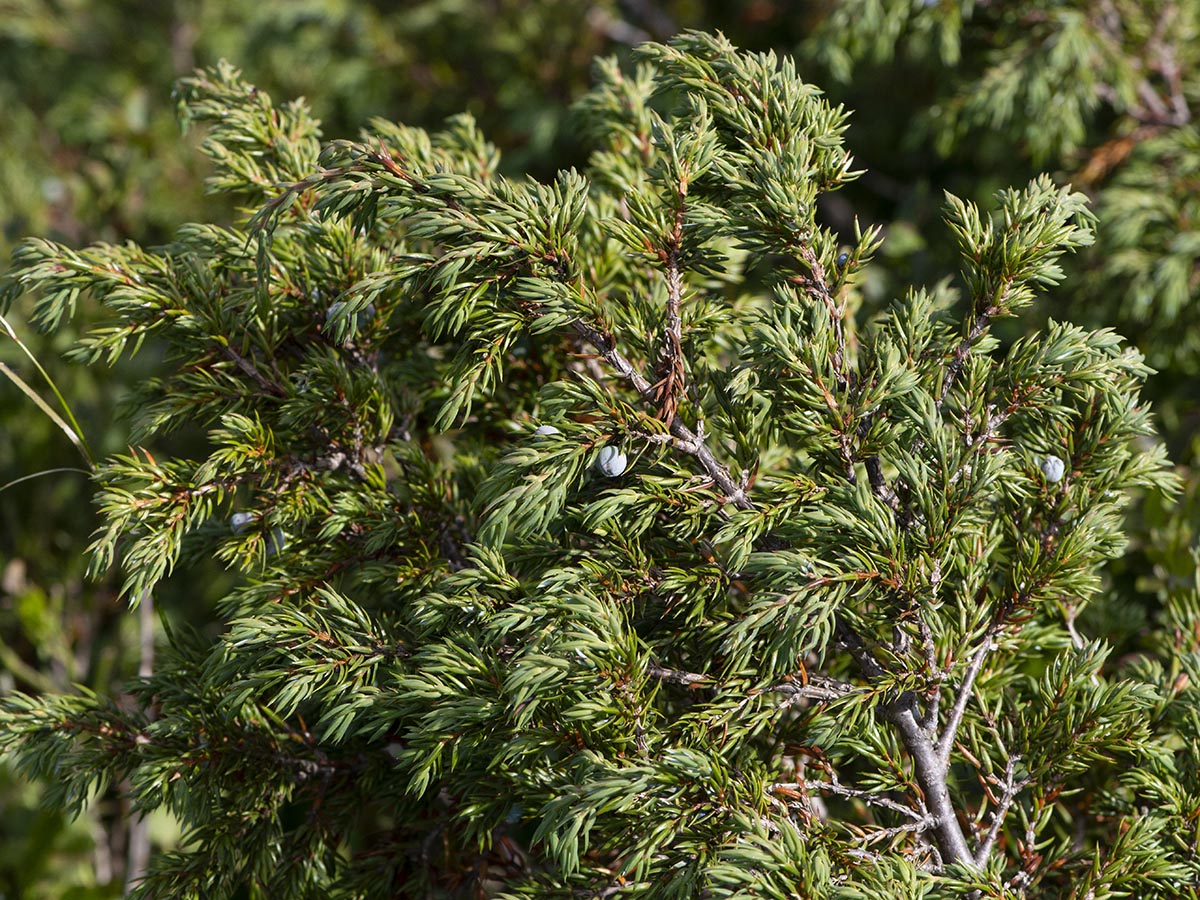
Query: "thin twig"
646 662 708 687
936 635 995 767
646 662 854 708
652 179 688 427
938 306 996 412
787 778 922 821
770 673 856 703
865 455 899 510
974 756 1029 866
834 619 886 680
219 342 287 397
861 818 937 844
124 589 155 893
919 618 943 733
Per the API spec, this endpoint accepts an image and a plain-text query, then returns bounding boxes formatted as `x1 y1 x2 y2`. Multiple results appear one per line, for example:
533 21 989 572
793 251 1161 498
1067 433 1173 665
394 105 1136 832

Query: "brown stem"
770 673 855 703
654 180 689 424
938 308 993 411
219 341 287 397
865 456 899 510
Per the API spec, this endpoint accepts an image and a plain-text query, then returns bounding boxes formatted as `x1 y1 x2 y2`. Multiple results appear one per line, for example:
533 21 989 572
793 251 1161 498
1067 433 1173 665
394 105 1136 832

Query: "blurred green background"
2 1 1196 895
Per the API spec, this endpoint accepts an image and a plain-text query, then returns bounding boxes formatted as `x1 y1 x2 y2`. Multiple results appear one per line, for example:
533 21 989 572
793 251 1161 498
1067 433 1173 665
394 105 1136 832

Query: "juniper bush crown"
2 30 1197 900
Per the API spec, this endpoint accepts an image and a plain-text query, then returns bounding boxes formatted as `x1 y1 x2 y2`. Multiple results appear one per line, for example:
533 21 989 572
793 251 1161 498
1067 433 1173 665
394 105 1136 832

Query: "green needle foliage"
2 31 1196 899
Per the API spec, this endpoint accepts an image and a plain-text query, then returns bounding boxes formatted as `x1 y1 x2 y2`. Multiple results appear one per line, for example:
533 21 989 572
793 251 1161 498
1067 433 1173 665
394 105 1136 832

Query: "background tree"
3 30 1197 898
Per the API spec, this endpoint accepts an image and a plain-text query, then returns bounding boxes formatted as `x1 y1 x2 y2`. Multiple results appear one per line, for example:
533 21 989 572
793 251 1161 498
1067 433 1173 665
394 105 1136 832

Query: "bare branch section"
646 662 708 687
647 663 855 710
836 620 981 868
888 694 974 866
865 455 899 510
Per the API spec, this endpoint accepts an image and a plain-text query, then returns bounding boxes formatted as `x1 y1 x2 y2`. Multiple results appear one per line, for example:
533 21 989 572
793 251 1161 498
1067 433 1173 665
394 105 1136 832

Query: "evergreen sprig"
1 31 1192 899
